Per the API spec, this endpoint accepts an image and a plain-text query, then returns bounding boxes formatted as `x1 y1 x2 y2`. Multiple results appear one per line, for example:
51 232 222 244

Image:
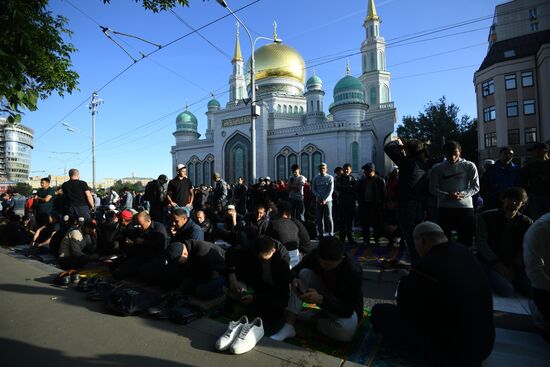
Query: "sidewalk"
0 250 361 367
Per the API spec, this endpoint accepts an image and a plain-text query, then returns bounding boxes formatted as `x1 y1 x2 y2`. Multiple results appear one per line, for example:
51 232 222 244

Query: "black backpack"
105 287 160 316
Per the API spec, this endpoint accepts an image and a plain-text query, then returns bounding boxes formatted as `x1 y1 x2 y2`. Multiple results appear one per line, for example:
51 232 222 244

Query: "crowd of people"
1 138 550 365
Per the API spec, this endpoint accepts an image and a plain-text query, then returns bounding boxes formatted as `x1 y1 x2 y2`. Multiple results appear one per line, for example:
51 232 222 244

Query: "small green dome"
207 98 221 109
306 74 323 88
334 75 363 94
176 110 198 132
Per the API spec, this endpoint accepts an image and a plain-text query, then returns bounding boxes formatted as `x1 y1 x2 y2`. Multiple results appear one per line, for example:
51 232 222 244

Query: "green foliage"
397 97 478 162
111 180 144 193
0 0 79 124
13 183 33 197
103 0 190 12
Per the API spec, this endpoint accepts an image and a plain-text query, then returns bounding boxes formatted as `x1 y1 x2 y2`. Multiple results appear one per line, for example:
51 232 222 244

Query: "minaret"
228 22 248 106
305 69 325 124
359 0 392 107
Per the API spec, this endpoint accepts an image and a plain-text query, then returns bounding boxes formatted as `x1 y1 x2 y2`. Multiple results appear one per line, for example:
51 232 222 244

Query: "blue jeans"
68 205 91 221
315 200 334 237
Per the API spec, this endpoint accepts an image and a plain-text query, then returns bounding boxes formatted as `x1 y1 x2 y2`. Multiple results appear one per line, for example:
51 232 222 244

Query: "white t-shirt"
288 175 307 200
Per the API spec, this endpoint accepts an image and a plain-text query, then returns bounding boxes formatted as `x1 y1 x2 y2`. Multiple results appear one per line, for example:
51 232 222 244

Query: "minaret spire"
233 22 243 62
367 0 380 21
346 60 350 76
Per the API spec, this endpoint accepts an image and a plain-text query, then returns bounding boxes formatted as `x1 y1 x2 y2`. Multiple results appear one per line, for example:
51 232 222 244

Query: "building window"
482 79 494 96
310 101 313 111
483 106 496 122
301 153 310 180
195 163 202 186
522 71 534 87
312 152 322 174
370 52 375 71
506 101 518 117
523 99 536 115
370 87 377 105
484 132 497 148
504 74 516 90
351 142 359 171
316 100 320 111
276 155 286 181
504 50 516 58
529 8 537 18
288 154 297 176
508 129 520 145
531 23 539 32
525 127 537 143
188 162 195 186
299 106 304 114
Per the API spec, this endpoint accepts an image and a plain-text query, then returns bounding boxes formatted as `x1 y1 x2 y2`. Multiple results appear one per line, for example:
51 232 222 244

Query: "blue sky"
25 0 503 183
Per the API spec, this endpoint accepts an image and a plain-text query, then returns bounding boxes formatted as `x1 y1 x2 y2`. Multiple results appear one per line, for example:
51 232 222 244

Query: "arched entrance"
224 133 251 184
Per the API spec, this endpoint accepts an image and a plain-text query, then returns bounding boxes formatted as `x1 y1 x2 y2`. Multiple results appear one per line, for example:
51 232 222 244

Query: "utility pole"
88 92 103 191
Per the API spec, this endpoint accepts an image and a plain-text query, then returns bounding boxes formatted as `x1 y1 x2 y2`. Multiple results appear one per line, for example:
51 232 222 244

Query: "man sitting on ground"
58 221 98 269
169 207 204 241
144 240 226 299
112 211 168 280
370 222 495 366
195 209 215 242
270 236 363 342
226 236 292 324
476 187 532 297
238 204 270 250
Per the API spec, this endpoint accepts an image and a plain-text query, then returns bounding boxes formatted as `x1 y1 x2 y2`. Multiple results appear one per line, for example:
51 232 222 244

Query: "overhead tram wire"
36 0 261 141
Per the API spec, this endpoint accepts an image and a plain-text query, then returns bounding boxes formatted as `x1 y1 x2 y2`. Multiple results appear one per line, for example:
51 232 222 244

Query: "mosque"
170 0 397 185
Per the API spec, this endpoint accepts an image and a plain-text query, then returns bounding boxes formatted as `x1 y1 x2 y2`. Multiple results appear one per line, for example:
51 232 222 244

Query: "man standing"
481 146 521 210
335 163 357 245
311 163 334 238
61 169 94 220
287 164 307 222
167 164 194 209
521 142 550 220
34 177 56 228
212 172 228 207
371 222 495 366
429 141 479 247
144 174 168 223
357 163 386 246
232 176 248 215
120 187 134 211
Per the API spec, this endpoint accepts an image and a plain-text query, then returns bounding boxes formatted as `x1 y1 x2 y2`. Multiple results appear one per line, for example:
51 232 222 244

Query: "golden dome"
246 43 306 84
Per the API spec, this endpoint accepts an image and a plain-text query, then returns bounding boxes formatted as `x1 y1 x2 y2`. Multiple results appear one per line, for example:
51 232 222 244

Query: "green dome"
306 74 323 88
176 110 198 132
333 75 363 94
207 98 221 109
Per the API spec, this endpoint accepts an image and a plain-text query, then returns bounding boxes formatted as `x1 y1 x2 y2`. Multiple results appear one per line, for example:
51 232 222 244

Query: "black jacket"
292 249 363 318
266 217 312 253
335 174 357 204
357 175 386 206
180 240 226 282
384 141 429 203
397 242 495 363
226 241 291 308
128 221 168 258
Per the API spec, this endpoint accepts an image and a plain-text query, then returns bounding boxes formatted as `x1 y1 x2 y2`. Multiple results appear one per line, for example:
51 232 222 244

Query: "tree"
112 180 144 193
397 97 478 162
1 0 191 125
103 0 190 13
12 183 33 197
0 0 79 124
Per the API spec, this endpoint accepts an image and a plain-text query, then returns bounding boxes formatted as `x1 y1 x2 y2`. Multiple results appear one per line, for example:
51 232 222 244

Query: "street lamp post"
216 0 281 183
88 92 103 191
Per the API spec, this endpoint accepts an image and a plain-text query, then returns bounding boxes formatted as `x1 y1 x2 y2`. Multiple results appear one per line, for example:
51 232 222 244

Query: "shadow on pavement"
0 337 192 367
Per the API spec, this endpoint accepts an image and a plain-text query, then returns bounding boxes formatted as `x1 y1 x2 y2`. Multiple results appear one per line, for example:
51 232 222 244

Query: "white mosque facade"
171 0 397 185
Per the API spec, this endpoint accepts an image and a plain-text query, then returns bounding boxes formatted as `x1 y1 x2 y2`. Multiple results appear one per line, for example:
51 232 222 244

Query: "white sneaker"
215 315 248 351
230 317 264 354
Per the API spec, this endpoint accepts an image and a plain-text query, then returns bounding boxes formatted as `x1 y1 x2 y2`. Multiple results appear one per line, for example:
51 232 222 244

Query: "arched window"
224 133 250 184
288 154 297 176
203 158 212 186
188 162 195 186
195 162 202 186
370 87 377 105
283 105 287 113
362 54 367 72
301 153 310 180
382 84 390 103
370 25 374 38
277 104 281 113
312 151 322 174
316 100 320 111
299 106 304 114
276 155 286 181
310 100 314 111
351 142 359 171
370 52 375 71
294 106 298 114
